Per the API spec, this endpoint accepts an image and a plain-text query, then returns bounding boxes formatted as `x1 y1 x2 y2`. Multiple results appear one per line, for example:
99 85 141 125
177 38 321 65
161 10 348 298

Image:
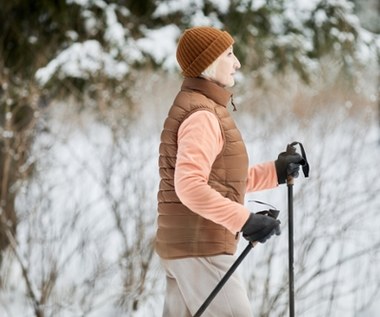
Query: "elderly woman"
156 26 302 317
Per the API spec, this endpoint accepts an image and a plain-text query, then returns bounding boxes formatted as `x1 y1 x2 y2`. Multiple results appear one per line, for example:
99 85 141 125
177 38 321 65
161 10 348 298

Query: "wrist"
241 213 254 232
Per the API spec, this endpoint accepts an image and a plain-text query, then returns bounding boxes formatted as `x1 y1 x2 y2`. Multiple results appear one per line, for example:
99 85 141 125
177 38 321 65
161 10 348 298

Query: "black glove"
275 151 304 184
241 212 281 243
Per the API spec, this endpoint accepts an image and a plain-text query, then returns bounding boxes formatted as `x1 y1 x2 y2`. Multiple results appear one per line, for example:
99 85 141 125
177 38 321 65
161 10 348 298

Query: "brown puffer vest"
156 77 248 259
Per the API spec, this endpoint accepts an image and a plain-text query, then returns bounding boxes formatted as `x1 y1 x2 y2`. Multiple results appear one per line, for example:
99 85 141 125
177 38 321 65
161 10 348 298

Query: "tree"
0 0 84 262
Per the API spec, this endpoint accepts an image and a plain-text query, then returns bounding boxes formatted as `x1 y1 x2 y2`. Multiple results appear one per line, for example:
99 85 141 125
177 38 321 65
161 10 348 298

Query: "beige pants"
161 255 253 317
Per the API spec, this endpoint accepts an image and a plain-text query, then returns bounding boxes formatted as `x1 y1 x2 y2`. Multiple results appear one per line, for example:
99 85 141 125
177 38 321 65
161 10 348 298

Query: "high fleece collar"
181 77 232 108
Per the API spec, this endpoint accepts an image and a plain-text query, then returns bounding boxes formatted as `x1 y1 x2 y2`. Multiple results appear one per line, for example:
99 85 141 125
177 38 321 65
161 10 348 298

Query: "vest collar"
181 77 232 107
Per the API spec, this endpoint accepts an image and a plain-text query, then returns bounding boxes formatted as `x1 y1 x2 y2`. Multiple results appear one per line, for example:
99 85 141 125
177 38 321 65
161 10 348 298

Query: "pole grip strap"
287 141 310 178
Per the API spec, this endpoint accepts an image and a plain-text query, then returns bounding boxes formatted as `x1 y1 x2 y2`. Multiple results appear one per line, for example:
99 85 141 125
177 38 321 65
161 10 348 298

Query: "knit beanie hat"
176 26 234 78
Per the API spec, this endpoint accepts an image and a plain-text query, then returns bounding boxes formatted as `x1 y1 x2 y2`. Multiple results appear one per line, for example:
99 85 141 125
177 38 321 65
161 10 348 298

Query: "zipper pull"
231 95 237 111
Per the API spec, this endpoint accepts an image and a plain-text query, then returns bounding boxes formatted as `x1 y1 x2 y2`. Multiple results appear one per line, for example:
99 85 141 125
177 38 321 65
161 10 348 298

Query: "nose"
234 55 241 70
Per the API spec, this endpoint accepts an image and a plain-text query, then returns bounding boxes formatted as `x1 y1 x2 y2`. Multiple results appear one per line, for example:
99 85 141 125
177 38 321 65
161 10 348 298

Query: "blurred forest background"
0 0 380 316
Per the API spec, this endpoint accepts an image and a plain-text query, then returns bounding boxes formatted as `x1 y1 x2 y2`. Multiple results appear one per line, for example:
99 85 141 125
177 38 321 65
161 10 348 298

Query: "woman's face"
214 46 241 87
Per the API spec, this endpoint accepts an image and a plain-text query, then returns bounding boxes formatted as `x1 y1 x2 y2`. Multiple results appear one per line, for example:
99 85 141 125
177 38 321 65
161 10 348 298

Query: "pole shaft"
193 242 254 317
287 181 295 317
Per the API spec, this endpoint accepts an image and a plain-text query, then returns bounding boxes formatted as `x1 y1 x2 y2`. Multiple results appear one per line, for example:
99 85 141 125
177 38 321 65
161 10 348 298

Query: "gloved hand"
241 212 281 243
275 150 304 184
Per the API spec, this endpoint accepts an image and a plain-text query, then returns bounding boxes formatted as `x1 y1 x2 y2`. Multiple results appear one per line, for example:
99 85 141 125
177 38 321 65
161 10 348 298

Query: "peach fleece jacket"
175 110 278 235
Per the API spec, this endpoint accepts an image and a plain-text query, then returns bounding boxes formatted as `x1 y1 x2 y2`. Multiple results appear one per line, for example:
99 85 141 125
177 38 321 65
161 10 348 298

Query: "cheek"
215 63 230 79
215 69 234 87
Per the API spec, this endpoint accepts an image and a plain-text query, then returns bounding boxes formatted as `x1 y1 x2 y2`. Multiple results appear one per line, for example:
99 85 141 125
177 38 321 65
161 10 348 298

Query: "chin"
226 80 235 88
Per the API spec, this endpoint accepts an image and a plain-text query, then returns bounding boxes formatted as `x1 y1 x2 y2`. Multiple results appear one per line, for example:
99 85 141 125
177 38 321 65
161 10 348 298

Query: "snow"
314 9 328 27
153 0 224 27
136 25 181 69
81 9 98 35
250 0 266 11
283 1 316 29
189 10 223 28
104 5 126 47
66 0 91 6
293 0 320 11
208 0 230 14
35 40 129 85
153 0 203 18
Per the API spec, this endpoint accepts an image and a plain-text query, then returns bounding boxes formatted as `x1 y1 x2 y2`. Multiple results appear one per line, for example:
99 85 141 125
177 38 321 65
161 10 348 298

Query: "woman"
156 26 302 317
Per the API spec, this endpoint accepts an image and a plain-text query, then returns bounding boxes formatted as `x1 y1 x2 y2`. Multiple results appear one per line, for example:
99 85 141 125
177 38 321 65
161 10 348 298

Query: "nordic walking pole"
193 241 257 317
287 173 295 317
285 141 309 317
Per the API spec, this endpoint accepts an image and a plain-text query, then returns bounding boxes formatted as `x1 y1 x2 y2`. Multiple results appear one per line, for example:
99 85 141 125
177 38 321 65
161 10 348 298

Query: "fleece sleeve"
246 161 278 192
174 111 250 234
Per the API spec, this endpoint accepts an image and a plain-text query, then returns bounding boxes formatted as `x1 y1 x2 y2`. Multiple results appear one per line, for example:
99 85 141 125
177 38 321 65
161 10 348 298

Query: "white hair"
201 55 220 80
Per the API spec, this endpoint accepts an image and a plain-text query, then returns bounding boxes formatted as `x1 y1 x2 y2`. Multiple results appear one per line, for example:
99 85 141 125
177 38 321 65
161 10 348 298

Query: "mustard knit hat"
176 26 234 78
